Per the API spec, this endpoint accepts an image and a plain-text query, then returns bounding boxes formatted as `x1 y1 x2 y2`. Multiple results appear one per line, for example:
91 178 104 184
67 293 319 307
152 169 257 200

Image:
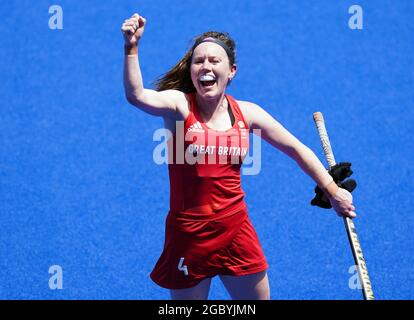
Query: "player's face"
191 42 236 99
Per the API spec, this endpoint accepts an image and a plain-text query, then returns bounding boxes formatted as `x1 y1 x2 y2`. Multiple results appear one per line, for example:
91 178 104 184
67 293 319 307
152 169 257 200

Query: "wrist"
322 179 339 198
124 44 138 55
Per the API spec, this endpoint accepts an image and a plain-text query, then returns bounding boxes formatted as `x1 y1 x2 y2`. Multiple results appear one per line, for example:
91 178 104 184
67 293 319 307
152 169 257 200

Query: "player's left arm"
238 101 355 217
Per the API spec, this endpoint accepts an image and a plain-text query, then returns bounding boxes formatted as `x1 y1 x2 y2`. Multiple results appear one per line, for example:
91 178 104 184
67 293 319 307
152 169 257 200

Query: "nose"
201 60 213 71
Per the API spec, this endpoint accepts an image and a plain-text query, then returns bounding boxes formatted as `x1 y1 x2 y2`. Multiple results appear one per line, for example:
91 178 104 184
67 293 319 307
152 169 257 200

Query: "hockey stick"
313 111 374 300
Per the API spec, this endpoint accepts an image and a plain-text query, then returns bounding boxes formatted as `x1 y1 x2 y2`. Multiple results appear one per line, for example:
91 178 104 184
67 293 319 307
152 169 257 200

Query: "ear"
228 64 237 81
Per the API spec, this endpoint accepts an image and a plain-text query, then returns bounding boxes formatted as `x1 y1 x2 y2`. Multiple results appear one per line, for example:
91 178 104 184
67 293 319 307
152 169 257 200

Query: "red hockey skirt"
150 206 268 289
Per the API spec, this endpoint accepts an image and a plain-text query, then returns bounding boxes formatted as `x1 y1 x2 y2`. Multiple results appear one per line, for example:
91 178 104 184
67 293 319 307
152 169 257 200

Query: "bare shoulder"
237 99 261 109
236 99 282 131
236 100 262 128
159 89 190 121
162 91 191 133
158 89 186 107
175 92 191 121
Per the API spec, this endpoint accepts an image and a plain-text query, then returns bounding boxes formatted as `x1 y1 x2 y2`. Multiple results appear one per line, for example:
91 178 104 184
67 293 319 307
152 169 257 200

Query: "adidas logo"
187 121 205 133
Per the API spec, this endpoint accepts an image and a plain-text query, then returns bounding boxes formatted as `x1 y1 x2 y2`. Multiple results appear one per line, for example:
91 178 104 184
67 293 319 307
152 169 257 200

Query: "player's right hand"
121 13 146 46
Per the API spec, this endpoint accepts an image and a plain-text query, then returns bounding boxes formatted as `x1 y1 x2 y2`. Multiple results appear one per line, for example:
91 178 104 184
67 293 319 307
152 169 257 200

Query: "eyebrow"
192 55 222 60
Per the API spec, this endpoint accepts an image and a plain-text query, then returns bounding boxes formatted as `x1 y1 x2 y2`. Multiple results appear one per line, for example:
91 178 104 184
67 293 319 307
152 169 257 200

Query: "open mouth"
199 74 216 88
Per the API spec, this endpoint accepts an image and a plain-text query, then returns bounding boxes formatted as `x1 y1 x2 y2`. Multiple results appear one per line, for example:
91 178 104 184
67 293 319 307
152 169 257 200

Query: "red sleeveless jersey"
168 93 249 217
151 93 268 289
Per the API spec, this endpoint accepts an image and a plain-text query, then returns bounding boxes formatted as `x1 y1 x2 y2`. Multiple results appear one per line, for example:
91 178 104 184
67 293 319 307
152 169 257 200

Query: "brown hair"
154 31 236 93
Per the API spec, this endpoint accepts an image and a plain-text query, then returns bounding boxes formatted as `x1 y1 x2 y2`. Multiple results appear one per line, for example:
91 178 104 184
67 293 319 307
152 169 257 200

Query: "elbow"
125 92 144 107
125 93 137 105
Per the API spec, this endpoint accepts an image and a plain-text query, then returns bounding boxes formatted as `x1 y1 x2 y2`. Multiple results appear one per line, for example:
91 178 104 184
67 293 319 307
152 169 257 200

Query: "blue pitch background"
1 0 413 300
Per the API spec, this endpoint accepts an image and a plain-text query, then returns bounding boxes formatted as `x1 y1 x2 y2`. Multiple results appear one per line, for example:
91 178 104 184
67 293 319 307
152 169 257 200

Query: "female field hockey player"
121 13 356 300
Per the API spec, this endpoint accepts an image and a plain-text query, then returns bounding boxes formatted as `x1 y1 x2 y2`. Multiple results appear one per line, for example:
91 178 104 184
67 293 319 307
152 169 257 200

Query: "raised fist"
121 13 146 46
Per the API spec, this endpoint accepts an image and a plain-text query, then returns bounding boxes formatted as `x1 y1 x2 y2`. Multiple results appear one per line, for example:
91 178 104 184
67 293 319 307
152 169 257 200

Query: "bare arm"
121 14 186 118
239 101 356 218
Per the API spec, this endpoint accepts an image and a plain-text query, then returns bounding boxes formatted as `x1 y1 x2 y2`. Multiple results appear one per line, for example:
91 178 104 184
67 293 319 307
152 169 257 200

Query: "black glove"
311 162 357 209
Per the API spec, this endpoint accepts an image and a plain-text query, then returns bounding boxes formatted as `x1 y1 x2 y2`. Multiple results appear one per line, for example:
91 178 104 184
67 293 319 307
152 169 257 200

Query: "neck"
195 93 227 120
